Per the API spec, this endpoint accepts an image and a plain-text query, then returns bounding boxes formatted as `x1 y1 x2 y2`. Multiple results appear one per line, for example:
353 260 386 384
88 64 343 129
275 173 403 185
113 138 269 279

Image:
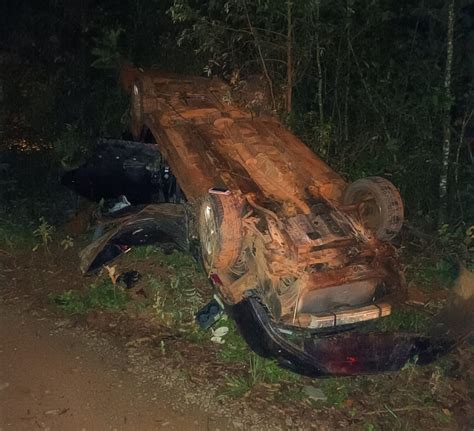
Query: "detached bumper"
229 297 453 377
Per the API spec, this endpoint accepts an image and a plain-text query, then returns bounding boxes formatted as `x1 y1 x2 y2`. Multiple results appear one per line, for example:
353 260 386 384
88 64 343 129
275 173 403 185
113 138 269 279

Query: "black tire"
343 176 404 241
198 194 243 271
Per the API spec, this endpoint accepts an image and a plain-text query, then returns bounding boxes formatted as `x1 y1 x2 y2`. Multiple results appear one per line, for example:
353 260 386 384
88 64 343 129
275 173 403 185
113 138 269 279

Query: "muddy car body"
122 67 404 329
72 66 458 376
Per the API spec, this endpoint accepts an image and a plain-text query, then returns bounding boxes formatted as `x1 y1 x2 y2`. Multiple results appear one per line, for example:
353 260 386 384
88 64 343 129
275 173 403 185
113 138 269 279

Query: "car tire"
343 176 404 241
199 194 243 271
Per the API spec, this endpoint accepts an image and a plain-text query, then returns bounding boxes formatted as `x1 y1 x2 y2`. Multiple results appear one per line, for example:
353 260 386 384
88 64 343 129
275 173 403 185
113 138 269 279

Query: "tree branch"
242 0 276 111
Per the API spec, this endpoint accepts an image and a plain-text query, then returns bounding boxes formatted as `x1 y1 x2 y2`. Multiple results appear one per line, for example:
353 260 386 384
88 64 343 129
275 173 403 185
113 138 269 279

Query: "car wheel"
343 176 404 241
198 194 243 271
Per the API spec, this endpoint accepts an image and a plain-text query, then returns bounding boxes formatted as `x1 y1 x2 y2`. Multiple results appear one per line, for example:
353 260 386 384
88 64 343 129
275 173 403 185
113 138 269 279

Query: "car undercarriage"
62 67 471 376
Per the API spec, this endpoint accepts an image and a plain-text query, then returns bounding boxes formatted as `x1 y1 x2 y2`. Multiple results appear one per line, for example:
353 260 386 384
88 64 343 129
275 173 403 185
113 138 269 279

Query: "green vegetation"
60 235 74 250
215 319 249 363
372 308 431 333
32 217 55 252
213 319 300 397
149 273 203 327
362 422 377 431
0 217 34 251
125 248 207 332
52 279 129 314
318 378 350 407
221 354 301 398
123 245 159 262
125 246 200 270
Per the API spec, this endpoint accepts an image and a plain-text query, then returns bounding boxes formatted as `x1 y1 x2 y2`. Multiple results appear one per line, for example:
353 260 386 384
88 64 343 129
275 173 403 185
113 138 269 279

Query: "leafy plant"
51 290 87 314
32 217 55 252
91 28 124 70
52 278 129 314
319 378 350 407
60 235 74 250
52 124 90 169
217 320 299 397
124 245 158 261
148 272 204 329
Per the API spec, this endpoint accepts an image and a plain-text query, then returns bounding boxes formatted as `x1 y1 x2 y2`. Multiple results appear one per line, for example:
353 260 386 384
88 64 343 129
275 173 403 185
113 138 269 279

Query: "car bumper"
229 297 453 377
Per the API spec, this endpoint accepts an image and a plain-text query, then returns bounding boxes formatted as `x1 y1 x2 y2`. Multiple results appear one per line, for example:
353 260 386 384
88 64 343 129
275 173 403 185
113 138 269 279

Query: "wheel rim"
357 193 382 231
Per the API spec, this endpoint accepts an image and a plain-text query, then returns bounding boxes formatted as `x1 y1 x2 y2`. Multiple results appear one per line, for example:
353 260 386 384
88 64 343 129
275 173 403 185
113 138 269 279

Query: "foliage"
139 249 206 330
32 217 55 252
437 223 474 269
91 28 124 70
52 125 91 169
0 217 34 251
149 273 203 327
221 354 300 398
169 0 474 228
319 378 350 407
60 235 74 250
52 278 129 314
371 308 431 333
215 319 300 397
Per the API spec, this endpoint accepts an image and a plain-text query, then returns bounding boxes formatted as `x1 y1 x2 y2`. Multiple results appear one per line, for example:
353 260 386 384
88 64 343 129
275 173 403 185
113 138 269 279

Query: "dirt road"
0 302 231 431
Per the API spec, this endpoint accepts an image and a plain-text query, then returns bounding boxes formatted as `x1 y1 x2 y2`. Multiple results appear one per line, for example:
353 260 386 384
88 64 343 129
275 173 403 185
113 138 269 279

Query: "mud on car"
71 67 454 377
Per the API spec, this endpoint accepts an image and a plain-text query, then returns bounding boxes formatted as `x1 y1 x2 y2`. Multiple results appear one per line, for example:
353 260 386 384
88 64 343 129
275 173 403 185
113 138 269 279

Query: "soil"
0 244 473 431
0 302 229 431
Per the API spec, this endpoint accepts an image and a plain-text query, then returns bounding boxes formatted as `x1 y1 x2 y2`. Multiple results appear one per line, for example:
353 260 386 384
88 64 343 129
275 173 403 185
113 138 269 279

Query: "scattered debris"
196 297 225 330
43 408 69 416
302 385 327 402
117 270 142 289
107 195 131 214
210 326 229 344
406 285 431 306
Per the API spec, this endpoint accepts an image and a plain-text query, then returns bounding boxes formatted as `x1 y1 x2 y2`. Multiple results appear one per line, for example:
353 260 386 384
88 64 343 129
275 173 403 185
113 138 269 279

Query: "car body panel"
119 67 406 328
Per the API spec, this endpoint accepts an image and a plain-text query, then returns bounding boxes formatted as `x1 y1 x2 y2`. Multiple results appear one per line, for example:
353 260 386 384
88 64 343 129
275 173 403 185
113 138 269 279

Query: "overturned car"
68 68 463 376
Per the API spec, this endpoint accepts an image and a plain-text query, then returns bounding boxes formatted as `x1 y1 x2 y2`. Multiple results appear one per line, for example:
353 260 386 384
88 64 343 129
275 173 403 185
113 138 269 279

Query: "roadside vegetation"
0 0 473 429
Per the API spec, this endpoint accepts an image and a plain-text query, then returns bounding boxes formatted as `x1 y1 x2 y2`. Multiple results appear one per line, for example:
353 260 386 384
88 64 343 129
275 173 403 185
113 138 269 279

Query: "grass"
0 217 35 251
149 274 203 317
221 354 301 398
405 256 458 290
214 319 301 398
319 378 350 406
52 278 129 314
215 319 249 362
371 308 432 333
125 246 199 270
117 245 209 333
123 245 158 261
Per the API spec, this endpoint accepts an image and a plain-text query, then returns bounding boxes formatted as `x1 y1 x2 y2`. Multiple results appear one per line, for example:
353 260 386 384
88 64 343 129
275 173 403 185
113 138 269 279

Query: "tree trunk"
343 0 352 143
243 0 276 112
438 0 455 226
286 0 293 114
315 0 324 125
